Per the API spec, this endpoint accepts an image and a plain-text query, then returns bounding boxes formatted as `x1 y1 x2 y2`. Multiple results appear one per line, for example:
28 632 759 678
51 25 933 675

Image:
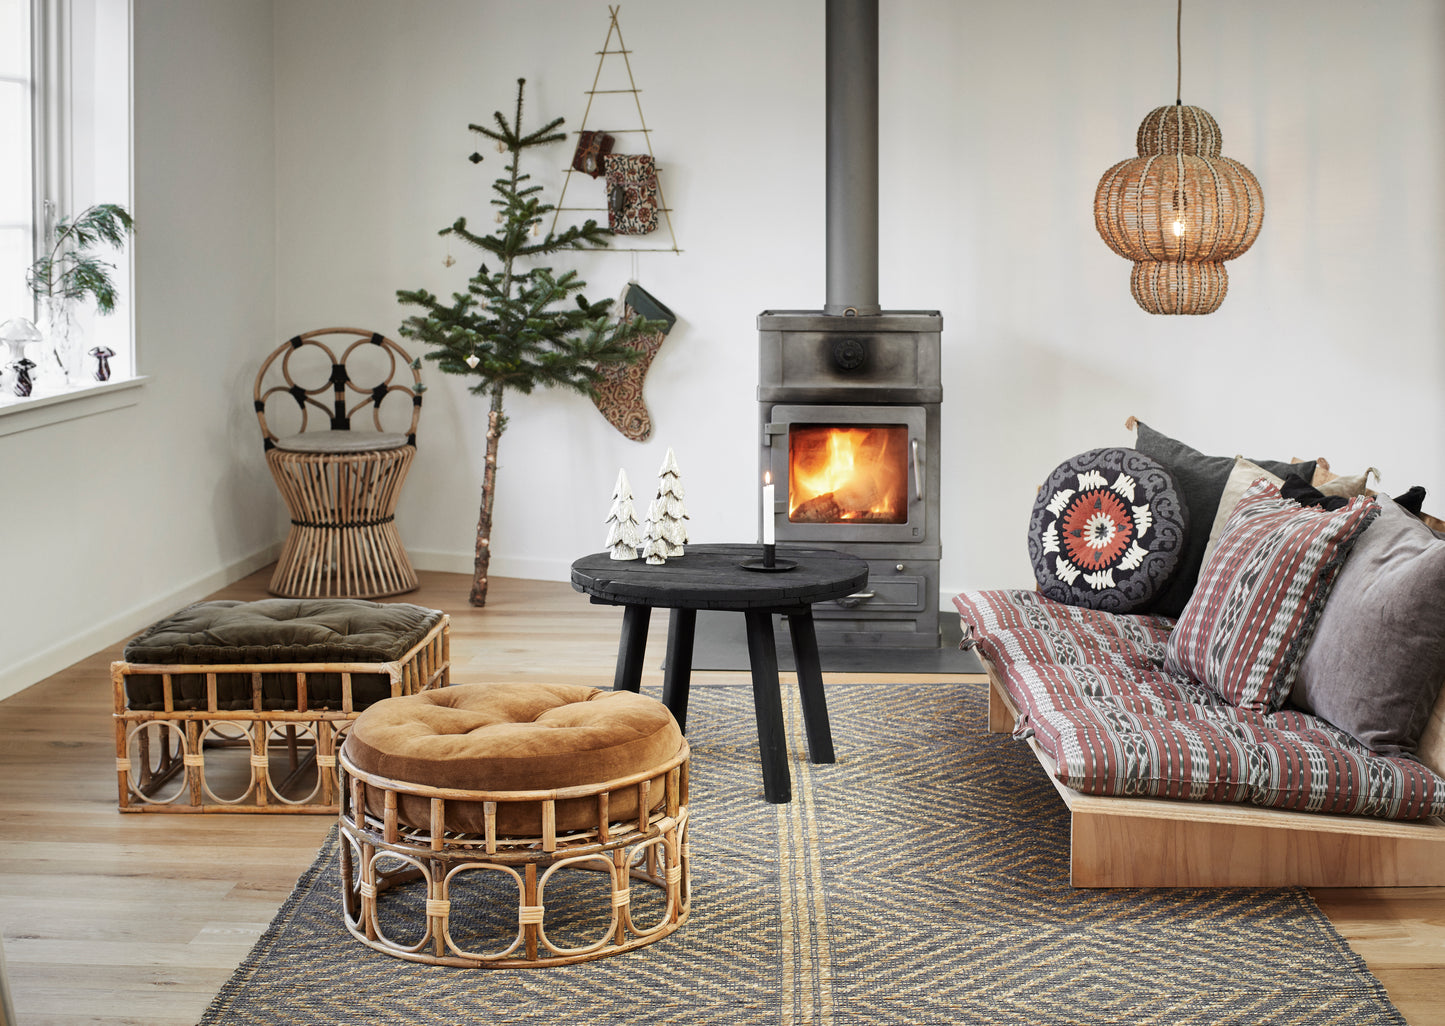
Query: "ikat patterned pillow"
1164 478 1380 712
1027 447 1188 613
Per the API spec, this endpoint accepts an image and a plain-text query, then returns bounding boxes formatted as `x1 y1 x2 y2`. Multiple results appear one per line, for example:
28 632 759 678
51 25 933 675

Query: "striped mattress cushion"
955 588 1445 820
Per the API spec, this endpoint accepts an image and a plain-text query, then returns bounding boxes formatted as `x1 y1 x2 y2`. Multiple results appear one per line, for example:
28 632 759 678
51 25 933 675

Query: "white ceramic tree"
604 469 643 560
641 493 670 565
652 447 690 557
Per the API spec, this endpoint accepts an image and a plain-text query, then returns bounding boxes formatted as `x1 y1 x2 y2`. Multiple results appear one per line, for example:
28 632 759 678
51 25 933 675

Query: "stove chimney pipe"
825 0 880 317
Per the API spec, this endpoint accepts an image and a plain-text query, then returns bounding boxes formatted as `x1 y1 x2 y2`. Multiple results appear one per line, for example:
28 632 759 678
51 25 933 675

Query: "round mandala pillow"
1026 447 1187 613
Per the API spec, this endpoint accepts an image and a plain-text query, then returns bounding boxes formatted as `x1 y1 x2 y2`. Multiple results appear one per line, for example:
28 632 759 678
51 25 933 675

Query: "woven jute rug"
201 682 1404 1025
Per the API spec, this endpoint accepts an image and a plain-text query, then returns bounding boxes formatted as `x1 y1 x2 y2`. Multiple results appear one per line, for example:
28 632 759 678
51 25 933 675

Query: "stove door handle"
912 438 923 501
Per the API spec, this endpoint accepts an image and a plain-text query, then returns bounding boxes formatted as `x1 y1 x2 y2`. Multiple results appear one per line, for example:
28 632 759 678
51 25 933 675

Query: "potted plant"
26 202 135 386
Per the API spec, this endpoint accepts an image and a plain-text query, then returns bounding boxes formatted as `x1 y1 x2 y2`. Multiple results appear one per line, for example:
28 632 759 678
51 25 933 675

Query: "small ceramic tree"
641 494 670 565
651 447 690 557
604 468 642 560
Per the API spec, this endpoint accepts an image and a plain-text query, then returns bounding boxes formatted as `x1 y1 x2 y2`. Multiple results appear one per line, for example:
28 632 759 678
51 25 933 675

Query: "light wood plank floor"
0 569 1441 1024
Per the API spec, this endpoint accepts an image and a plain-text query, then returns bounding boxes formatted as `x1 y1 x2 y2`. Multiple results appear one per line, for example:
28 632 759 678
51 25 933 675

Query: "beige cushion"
345 682 683 836
1199 457 1283 571
273 430 409 453
1309 456 1380 498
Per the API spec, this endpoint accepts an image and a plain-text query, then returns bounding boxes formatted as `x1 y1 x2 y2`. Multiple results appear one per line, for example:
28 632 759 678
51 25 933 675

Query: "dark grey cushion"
122 599 444 712
1291 496 1445 755
1133 421 1316 617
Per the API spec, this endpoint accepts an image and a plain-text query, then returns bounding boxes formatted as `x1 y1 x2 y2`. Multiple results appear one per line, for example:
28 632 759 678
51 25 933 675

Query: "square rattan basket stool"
338 682 690 967
112 599 449 813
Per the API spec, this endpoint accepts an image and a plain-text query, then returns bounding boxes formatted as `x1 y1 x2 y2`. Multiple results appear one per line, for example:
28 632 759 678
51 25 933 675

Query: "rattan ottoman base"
337 740 690 967
112 604 449 814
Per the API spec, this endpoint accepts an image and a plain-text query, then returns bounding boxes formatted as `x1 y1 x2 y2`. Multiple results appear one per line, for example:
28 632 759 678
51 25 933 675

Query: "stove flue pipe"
825 0 880 317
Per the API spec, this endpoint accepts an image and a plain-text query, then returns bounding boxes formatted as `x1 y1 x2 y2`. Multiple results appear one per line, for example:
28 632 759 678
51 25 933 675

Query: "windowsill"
0 375 148 437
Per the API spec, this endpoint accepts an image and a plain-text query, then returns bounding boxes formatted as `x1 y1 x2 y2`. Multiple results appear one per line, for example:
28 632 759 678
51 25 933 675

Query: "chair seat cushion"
273 430 410 453
344 682 684 835
121 599 444 711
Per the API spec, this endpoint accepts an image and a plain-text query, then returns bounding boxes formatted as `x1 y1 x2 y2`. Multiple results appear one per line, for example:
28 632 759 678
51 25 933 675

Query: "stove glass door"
766 404 926 543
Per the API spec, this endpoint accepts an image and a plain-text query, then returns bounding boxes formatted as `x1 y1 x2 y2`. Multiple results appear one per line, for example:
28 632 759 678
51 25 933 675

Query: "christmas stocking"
593 282 676 442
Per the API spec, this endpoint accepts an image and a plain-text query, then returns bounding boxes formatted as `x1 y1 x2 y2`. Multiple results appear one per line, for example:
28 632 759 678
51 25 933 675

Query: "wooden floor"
0 569 1441 1024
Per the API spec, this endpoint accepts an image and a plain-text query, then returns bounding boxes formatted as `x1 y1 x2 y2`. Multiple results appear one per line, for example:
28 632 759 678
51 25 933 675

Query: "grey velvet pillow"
1133 420 1316 618
1291 496 1445 755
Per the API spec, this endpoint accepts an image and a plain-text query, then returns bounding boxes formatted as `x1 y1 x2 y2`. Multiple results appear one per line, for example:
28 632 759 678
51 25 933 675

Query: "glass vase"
37 296 84 389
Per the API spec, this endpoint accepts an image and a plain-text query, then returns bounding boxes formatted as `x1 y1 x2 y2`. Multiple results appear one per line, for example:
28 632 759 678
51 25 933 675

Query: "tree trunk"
469 383 506 606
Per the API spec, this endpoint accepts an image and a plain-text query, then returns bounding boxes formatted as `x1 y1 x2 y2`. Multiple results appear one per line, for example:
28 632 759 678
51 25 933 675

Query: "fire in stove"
788 424 908 524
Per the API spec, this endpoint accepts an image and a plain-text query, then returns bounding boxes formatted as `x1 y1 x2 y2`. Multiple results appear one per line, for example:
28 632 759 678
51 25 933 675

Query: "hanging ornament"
465 354 480 369
1092 0 1263 315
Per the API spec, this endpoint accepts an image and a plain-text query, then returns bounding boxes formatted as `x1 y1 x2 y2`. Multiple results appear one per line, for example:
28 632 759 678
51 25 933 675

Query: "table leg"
662 608 696 733
613 604 651 693
786 607 836 764
743 609 792 804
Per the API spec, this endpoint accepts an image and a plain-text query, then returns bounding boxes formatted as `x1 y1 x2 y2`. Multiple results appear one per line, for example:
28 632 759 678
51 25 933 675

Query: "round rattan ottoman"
337 682 690 967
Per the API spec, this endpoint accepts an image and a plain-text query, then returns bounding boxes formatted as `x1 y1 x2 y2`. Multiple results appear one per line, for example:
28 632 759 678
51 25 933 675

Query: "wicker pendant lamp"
1093 2 1263 315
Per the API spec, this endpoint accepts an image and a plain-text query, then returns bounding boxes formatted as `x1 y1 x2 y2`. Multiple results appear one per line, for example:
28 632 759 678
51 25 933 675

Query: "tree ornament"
465 354 480 369
604 468 643 560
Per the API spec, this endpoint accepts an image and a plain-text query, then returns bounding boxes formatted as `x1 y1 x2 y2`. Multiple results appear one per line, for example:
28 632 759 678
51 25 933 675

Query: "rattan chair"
254 327 423 598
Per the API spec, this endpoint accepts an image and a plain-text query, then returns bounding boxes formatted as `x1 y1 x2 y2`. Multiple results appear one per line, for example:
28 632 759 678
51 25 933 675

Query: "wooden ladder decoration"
550 5 680 253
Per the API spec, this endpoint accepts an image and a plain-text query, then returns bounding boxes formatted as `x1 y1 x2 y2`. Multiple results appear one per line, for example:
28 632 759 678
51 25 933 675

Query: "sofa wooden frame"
983 659 1445 888
112 615 449 814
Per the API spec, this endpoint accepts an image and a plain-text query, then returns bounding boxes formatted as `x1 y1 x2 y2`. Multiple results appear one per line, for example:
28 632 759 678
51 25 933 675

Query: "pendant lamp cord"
1176 0 1183 105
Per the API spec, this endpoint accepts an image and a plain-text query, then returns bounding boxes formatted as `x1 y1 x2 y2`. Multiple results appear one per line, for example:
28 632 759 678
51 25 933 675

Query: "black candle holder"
740 543 797 572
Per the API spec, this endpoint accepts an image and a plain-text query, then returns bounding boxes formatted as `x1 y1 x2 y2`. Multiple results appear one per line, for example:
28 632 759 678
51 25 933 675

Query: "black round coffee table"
570 544 869 803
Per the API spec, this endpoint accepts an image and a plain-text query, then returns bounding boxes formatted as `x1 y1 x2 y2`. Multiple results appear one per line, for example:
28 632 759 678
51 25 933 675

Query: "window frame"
0 0 140 427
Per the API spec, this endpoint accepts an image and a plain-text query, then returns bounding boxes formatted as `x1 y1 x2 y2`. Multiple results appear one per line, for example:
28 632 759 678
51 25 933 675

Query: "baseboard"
0 542 283 704
407 548 571 583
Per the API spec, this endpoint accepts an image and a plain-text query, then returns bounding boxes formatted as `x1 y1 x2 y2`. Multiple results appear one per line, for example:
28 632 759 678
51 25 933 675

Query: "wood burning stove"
759 310 942 648
756 0 943 649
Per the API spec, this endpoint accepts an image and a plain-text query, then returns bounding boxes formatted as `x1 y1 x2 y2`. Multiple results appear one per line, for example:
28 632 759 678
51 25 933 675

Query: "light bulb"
1172 219 1185 237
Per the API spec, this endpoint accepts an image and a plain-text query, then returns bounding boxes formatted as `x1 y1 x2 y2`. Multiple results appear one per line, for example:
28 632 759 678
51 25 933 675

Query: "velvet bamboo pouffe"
338 682 690 967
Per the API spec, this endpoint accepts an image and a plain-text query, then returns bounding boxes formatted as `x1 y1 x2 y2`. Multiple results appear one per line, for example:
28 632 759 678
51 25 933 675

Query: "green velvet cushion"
122 599 444 713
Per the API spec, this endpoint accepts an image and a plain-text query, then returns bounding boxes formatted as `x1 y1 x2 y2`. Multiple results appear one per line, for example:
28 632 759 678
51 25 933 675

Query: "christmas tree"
397 79 665 606
604 468 642 560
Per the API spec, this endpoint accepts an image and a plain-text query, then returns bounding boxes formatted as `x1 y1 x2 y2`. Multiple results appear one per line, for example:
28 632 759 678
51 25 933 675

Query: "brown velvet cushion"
344 682 683 836
1291 496 1445 755
121 599 444 712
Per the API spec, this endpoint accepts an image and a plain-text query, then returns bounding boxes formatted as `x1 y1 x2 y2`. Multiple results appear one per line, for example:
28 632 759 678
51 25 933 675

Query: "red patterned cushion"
1164 479 1379 712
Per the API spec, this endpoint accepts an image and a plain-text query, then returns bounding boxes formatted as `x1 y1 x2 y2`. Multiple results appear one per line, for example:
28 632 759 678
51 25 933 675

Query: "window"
0 1 33 324
1 0 133 410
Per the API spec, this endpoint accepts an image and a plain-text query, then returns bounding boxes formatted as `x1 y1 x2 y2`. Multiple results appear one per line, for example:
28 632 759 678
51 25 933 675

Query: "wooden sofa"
983 662 1445 889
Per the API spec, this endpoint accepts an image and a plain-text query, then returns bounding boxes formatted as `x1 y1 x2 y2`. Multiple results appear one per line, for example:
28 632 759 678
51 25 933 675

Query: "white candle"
762 472 775 545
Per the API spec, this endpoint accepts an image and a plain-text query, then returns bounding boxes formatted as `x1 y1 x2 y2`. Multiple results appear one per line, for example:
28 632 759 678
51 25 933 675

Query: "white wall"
5 0 1441 699
273 0 1445 601
0 0 279 701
